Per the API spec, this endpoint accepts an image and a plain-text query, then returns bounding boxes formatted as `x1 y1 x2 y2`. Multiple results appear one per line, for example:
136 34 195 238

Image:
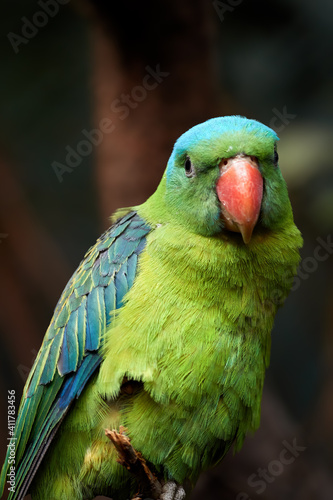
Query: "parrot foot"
106 427 186 499
160 481 186 500
105 426 162 499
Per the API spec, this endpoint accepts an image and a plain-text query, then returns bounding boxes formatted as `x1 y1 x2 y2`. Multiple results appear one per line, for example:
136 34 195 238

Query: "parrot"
0 116 302 500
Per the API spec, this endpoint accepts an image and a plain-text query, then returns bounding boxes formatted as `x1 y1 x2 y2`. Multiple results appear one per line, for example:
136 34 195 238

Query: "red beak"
216 155 263 244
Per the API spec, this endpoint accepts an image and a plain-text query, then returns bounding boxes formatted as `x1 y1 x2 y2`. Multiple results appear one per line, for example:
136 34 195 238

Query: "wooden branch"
105 426 163 500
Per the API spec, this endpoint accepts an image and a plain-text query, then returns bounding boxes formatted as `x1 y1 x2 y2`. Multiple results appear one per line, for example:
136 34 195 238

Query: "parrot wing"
0 211 151 499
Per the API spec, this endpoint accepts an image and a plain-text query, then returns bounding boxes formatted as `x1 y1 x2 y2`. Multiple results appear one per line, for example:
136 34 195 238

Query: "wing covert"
0 211 151 499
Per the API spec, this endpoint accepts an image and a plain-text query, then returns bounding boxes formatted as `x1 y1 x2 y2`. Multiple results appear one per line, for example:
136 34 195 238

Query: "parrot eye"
273 148 279 166
184 157 195 177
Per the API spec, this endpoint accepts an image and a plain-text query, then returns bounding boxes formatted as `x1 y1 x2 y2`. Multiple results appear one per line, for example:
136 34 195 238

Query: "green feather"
0 117 303 500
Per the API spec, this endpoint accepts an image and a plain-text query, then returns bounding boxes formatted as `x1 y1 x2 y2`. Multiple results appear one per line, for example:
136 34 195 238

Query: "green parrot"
1 116 302 500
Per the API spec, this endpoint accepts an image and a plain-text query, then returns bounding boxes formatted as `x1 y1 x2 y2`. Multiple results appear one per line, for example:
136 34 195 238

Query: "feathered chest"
99 225 290 405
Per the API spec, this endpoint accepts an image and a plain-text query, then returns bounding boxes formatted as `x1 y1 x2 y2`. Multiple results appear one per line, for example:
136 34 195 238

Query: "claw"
160 481 186 500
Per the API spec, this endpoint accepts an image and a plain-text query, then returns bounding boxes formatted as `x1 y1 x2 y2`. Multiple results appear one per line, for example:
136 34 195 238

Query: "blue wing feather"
99 251 110 276
58 310 79 375
0 211 151 499
39 332 64 385
85 287 104 351
115 261 129 308
104 281 116 320
127 253 138 289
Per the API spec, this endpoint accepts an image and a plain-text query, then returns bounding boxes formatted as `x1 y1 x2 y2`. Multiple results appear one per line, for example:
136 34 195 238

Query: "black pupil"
274 150 279 164
185 158 191 172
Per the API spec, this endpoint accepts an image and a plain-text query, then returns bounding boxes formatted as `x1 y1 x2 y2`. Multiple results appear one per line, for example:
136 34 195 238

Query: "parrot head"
163 116 293 242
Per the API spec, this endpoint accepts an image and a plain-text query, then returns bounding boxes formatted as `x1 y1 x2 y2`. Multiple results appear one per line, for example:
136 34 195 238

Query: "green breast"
97 219 301 482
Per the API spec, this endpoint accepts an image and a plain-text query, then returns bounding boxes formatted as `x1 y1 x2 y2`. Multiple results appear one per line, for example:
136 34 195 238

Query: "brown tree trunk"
83 0 234 225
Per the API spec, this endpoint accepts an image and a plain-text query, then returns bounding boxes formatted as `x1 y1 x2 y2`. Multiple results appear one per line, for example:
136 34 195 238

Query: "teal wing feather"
0 211 151 500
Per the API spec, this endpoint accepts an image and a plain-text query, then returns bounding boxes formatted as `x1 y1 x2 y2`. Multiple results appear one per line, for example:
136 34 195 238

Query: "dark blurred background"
0 0 333 498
